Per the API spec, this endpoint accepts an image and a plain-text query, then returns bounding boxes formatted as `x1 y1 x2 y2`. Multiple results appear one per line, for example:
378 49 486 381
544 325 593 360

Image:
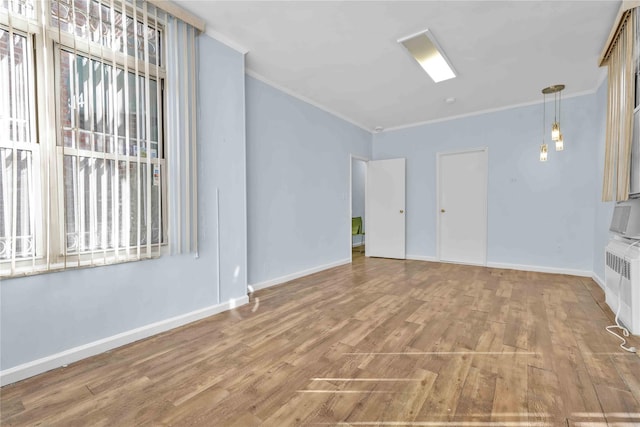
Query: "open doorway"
351 157 367 261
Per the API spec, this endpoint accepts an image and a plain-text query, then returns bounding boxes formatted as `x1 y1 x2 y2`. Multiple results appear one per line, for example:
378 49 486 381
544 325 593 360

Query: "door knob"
441 209 446 213
400 210 404 213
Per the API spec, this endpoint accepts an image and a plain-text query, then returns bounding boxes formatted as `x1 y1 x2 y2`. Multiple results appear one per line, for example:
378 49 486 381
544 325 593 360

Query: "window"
0 25 38 263
0 0 191 277
58 49 164 254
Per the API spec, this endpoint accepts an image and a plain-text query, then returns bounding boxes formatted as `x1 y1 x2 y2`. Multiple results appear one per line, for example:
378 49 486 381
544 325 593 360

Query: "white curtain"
602 8 636 202
166 16 198 255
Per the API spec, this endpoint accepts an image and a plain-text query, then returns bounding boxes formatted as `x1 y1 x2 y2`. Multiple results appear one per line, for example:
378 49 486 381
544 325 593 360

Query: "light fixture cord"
554 91 557 123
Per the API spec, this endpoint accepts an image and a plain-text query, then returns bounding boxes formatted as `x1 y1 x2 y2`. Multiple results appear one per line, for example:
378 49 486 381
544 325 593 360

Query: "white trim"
250 258 350 291
350 155 370 262
246 70 372 133
0 297 249 386
216 188 221 303
351 154 370 162
487 262 592 277
380 88 599 134
406 254 438 262
435 259 487 267
203 28 249 54
242 53 249 296
401 255 596 278
349 156 353 263
592 273 606 290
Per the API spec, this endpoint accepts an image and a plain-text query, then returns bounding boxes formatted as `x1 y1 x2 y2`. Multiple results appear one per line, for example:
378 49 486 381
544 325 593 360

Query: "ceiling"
175 1 620 132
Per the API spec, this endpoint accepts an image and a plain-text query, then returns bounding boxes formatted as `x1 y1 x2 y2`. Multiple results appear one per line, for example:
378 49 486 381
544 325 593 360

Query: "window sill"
0 245 170 279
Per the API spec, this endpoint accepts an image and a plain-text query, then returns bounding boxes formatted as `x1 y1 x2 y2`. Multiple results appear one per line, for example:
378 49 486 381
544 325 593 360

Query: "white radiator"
605 239 640 335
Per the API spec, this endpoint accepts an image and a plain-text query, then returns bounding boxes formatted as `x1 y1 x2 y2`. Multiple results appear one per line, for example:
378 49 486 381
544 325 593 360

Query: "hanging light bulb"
540 90 547 162
540 143 548 161
541 84 566 161
556 133 564 151
551 122 560 141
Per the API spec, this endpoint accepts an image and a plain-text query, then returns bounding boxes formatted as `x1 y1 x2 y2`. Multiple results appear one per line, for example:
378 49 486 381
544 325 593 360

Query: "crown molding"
380 87 600 134
204 28 250 55
245 70 372 133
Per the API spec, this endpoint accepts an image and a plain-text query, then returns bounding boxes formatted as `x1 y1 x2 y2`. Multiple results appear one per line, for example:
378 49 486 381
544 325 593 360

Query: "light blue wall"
352 159 366 245
199 36 248 303
246 77 371 285
0 35 247 371
373 93 599 272
593 78 615 282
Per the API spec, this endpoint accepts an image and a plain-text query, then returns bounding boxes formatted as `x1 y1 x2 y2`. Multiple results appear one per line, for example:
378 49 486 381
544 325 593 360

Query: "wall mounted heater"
605 239 640 335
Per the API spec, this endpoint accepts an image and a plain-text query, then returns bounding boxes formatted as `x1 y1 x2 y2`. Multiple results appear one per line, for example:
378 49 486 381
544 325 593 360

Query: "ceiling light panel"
398 29 456 83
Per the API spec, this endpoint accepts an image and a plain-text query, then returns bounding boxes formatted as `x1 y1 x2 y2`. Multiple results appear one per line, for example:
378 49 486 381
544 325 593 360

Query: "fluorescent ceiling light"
398 29 456 83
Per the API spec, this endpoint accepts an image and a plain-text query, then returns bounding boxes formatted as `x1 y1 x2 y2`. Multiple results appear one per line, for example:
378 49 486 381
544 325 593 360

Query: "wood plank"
2 257 640 425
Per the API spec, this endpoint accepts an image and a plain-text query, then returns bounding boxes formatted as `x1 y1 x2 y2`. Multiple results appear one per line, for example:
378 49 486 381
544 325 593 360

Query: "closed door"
366 158 406 259
438 149 488 265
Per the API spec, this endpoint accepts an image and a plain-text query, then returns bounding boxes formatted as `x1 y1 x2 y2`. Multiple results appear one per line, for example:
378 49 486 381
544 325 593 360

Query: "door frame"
436 147 489 265
349 154 369 262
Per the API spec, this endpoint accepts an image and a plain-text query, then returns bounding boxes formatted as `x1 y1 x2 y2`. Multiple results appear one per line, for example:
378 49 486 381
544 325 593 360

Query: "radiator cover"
605 239 640 335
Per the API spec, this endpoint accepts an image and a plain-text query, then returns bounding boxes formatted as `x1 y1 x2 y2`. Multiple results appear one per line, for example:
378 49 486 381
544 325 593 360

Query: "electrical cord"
606 239 640 353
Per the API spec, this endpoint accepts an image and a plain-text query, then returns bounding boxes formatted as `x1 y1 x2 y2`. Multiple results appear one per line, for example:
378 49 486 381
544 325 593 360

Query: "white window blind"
0 0 199 277
602 8 637 202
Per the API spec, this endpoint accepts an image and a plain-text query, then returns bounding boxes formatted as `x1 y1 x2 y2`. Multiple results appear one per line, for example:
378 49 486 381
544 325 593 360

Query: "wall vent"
606 250 631 279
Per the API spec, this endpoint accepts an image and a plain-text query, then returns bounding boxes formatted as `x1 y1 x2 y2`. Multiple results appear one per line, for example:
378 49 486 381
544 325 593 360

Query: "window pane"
51 0 161 66
151 164 161 243
0 0 36 20
0 148 34 260
0 29 32 144
59 49 159 156
63 154 78 251
59 49 74 146
0 28 36 262
64 155 108 251
64 154 162 252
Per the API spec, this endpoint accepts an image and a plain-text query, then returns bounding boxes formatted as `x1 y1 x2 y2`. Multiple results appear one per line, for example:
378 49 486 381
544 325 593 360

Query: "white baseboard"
0 296 249 386
250 258 351 291
406 254 438 262
352 242 364 248
399 256 591 278
592 273 606 290
486 261 592 277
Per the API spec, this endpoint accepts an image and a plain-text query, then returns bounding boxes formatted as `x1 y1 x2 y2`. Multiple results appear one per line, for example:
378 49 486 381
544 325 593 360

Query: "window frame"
0 22 44 270
1 0 169 276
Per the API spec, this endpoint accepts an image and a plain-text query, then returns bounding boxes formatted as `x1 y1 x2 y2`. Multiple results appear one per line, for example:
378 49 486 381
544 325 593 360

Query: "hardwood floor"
2 256 640 426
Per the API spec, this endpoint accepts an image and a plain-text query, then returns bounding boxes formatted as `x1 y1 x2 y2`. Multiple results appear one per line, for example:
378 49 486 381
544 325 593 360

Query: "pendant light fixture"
540 88 548 161
540 84 565 161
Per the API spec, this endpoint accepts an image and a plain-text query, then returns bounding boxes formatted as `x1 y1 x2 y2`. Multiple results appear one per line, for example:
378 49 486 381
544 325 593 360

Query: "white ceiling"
176 1 620 132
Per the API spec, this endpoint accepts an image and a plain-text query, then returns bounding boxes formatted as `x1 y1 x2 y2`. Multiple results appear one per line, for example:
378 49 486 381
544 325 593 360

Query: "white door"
366 158 406 259
438 149 488 265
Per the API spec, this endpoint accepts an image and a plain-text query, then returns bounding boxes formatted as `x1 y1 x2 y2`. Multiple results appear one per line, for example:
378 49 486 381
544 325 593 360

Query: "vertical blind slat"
154 3 163 257
190 25 197 256
143 1 151 257
110 0 119 262
8 1 18 274
182 23 189 253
